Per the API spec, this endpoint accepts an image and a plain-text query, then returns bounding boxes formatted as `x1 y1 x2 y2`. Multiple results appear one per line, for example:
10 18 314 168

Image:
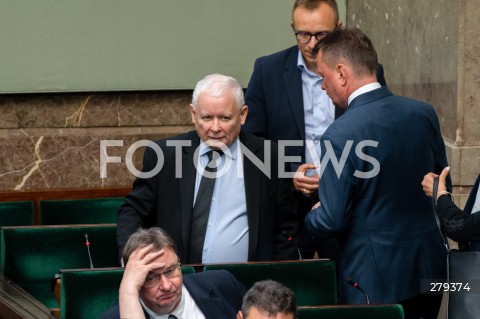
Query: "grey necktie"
168 315 178 319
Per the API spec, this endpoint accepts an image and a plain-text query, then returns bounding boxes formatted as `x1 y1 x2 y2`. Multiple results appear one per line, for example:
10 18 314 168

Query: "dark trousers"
295 193 343 302
295 193 342 262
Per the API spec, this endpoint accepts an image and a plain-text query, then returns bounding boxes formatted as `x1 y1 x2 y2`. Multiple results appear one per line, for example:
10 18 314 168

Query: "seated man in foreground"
102 227 246 319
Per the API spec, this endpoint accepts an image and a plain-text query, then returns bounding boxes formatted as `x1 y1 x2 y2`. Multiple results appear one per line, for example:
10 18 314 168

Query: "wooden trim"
0 187 131 225
0 187 131 202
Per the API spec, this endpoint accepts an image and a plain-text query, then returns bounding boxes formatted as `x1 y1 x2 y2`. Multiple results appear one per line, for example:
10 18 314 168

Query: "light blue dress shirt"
194 139 249 263
297 51 335 171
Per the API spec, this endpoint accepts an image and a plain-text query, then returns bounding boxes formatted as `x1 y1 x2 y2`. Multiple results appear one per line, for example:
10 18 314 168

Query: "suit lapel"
179 132 200 259
283 47 305 140
239 132 261 260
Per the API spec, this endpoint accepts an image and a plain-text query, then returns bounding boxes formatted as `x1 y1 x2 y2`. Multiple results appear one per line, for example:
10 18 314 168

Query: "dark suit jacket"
437 194 480 242
243 45 386 170
465 174 480 214
101 270 245 319
117 131 298 262
305 87 448 304
242 46 386 257
464 173 480 250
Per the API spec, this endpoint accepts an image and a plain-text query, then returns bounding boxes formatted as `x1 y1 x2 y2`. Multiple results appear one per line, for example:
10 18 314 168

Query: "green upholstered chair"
0 201 35 273
297 304 404 319
39 197 124 225
60 266 195 319
60 267 122 319
203 259 336 306
0 224 118 309
0 201 34 226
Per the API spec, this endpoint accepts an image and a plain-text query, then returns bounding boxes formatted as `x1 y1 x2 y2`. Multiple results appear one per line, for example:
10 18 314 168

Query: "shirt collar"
296 50 322 79
348 82 381 106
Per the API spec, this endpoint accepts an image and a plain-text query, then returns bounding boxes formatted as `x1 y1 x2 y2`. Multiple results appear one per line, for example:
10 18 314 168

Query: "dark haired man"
237 280 296 319
305 27 449 319
243 0 386 264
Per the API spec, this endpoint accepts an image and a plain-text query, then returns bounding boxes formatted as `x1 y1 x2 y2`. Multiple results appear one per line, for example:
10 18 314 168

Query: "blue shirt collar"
296 50 322 79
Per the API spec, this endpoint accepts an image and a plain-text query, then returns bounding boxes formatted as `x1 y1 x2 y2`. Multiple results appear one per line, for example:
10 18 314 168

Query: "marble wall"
347 0 480 205
0 91 193 191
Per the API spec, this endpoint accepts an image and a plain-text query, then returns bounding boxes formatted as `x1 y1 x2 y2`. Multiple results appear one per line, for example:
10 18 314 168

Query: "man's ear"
190 104 196 124
236 310 244 319
240 105 248 125
336 64 348 86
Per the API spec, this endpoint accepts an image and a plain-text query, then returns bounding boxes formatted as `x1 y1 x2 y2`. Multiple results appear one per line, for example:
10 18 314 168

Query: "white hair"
191 73 244 110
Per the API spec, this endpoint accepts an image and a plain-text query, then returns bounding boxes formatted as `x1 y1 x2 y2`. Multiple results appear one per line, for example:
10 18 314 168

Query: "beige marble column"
347 0 480 206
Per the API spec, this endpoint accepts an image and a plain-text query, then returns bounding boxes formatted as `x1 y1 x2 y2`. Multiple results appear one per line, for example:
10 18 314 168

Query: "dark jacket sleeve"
437 194 480 242
100 303 120 319
100 302 148 319
102 302 120 319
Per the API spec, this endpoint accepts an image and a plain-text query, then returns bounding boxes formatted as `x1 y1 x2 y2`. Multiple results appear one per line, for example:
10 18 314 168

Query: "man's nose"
307 36 318 48
158 274 173 290
210 118 220 131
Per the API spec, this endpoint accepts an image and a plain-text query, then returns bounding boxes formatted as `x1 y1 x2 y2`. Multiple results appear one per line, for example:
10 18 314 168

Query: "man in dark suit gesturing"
305 28 448 319
117 73 298 264
243 0 385 261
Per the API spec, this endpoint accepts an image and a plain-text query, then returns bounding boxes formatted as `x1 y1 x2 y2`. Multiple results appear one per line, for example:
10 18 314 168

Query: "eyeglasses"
294 31 331 44
143 263 181 288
